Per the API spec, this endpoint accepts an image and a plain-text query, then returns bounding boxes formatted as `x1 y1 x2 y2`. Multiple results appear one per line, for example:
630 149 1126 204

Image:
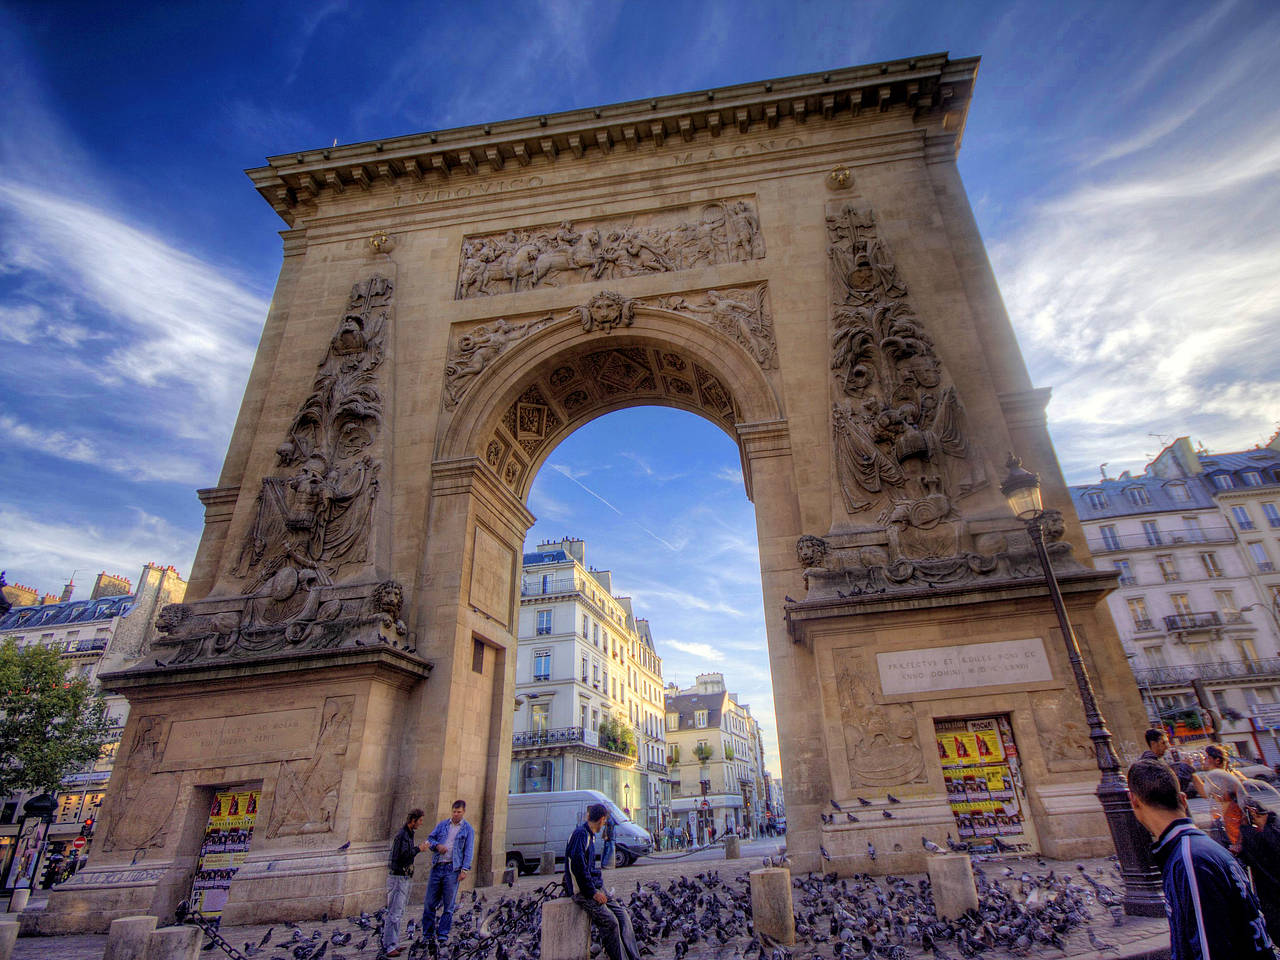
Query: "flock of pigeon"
209 851 1129 960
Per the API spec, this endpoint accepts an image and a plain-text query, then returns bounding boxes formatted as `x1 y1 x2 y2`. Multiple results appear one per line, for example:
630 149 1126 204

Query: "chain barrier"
174 900 249 960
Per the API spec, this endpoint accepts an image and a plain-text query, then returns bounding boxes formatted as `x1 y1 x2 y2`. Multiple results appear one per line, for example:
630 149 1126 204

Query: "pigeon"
881 810 894 819
336 841 350 852
831 799 843 811
785 595 796 603
846 813 859 823
886 794 900 804
867 842 876 861
922 837 945 854
258 930 274 948
857 797 872 806
820 844 832 861
945 833 969 852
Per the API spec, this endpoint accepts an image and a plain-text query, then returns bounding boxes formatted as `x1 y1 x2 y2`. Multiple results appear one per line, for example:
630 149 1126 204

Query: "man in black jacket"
382 808 429 958
1238 801 1280 942
1128 760 1273 960
564 803 640 960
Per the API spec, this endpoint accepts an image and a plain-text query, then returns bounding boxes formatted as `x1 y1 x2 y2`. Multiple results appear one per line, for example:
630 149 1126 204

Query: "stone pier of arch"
36 53 1148 932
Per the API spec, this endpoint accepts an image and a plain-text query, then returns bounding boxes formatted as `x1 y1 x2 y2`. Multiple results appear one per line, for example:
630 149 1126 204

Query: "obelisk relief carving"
798 205 1077 596
149 276 416 664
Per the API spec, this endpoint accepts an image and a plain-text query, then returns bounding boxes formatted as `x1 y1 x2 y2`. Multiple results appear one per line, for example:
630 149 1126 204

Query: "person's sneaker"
385 949 403 957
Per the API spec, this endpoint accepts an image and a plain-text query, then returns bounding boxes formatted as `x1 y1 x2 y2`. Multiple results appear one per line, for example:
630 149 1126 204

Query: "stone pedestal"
541 897 590 960
105 915 159 960
749 867 795 946
143 924 202 960
6 890 27 914
927 854 979 921
540 851 557 875
725 837 741 860
0 920 17 960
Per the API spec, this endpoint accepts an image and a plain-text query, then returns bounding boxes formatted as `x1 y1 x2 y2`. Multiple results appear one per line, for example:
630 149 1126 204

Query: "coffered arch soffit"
437 304 784 502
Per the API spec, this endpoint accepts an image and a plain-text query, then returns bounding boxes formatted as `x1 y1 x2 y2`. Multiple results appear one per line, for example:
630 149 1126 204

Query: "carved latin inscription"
160 709 319 771
455 199 765 298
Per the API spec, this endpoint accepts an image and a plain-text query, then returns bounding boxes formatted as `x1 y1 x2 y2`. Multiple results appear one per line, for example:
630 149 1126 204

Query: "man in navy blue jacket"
564 803 640 960
1128 760 1274 959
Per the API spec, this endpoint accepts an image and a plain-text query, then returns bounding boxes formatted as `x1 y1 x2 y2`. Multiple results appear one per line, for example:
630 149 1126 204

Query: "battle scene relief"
455 198 765 298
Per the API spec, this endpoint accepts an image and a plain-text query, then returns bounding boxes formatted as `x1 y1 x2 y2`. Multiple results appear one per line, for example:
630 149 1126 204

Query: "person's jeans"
382 874 410 952
600 838 615 868
421 863 460 942
574 894 640 960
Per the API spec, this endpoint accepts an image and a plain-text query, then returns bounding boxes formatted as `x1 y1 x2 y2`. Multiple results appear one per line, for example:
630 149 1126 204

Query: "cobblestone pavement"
12 853 1172 960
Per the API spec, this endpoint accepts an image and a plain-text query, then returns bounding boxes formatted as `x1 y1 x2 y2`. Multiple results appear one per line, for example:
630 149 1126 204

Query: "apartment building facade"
511 538 669 832
1071 433 1280 762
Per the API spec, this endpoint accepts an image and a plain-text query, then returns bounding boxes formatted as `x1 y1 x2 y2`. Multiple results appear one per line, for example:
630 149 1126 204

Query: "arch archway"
418 304 806 884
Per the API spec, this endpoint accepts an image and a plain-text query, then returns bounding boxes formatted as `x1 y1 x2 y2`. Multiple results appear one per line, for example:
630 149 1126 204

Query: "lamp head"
1001 453 1043 519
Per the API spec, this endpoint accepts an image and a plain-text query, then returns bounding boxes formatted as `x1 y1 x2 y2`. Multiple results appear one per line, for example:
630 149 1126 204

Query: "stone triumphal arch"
43 54 1149 931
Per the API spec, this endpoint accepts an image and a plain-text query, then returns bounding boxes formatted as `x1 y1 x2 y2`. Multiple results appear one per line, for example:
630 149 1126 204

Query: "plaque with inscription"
876 638 1053 697
159 709 318 771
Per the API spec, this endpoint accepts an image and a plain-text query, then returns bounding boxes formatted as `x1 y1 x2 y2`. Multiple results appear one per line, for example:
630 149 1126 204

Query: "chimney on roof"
60 579 75 602
91 572 132 600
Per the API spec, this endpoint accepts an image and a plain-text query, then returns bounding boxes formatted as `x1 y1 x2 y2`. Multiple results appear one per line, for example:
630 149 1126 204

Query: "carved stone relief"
443 283 777 412
833 651 925 788
484 345 738 493
1031 691 1095 771
455 199 765 298
265 695 353 838
148 277 421 666
101 716 178 852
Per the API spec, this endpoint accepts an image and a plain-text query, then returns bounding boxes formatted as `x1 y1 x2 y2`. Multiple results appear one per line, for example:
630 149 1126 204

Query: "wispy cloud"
549 463 682 551
0 506 196 597
665 640 725 662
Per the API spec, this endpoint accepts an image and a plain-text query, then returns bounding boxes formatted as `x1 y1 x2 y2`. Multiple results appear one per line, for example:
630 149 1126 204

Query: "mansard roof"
0 593 134 631
247 52 979 226
665 690 726 730
1068 473 1217 520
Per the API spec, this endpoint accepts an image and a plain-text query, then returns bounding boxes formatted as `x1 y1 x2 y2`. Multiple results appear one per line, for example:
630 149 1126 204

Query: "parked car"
1237 764 1279 785
505 790 652 874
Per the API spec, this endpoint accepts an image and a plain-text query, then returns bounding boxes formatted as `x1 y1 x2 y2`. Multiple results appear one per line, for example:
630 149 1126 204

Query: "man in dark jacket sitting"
1128 760 1273 960
564 803 640 960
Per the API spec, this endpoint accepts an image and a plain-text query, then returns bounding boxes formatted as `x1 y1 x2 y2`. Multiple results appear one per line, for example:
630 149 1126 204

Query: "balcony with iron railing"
1164 611 1223 632
1131 618 1157 633
512 725 637 762
1088 527 1237 554
1132 657 1280 688
521 577 585 598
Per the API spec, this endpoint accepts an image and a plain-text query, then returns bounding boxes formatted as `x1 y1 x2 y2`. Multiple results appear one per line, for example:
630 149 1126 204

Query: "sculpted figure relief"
826 204 989 564
444 316 550 409
101 717 178 853
834 653 925 788
655 283 778 370
455 200 765 298
266 696 353 838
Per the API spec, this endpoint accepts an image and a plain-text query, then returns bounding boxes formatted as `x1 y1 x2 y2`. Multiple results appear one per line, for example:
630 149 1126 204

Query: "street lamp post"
1001 455 1165 917
623 782 631 818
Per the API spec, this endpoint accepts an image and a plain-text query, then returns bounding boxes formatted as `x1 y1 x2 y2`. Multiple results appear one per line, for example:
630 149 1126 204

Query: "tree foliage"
0 639 113 797
597 717 638 758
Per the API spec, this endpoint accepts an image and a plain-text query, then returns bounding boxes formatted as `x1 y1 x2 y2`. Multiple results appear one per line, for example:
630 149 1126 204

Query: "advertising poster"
934 716 1035 854
190 789 260 923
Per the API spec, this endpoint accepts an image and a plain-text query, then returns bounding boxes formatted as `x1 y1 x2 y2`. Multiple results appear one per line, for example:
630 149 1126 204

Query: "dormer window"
1085 491 1108 510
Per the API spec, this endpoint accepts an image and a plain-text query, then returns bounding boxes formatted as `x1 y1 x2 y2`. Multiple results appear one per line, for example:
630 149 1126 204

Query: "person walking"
1238 800 1280 941
382 808 428 958
599 813 616 870
1140 728 1170 762
564 802 640 960
420 801 474 949
1127 760 1273 960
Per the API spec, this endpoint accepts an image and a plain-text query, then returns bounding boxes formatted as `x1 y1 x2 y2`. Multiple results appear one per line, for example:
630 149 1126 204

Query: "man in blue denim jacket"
420 800 474 947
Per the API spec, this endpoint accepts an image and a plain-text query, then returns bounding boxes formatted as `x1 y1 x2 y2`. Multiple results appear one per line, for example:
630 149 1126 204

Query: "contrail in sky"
549 463 679 551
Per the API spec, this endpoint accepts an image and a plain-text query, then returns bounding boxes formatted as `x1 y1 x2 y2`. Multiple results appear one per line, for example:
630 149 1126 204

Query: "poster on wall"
934 717 1035 854
190 789 260 924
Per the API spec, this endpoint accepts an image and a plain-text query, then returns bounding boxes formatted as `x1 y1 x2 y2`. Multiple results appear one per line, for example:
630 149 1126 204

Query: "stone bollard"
724 836 741 860
541 897 591 960
0 920 17 960
142 924 202 960
540 850 557 875
5 890 27 914
927 853 979 921
749 867 795 946
105 915 160 960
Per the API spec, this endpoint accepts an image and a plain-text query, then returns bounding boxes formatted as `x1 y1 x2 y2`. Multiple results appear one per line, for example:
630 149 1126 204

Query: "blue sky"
2 1 1278 770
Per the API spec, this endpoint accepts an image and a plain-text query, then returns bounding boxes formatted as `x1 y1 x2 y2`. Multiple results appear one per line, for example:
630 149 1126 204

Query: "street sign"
71 836 86 850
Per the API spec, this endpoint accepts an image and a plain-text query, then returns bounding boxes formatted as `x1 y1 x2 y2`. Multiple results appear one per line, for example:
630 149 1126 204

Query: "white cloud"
664 640 725 662
0 506 197 598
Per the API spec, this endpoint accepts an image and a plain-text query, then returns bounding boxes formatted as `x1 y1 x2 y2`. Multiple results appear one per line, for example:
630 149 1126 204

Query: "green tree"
0 639 113 797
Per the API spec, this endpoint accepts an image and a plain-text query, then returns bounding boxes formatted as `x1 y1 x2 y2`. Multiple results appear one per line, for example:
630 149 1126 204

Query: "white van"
505 790 652 873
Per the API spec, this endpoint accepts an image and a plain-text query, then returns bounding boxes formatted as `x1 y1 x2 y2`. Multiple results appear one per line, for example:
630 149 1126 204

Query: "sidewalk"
10 853 1172 960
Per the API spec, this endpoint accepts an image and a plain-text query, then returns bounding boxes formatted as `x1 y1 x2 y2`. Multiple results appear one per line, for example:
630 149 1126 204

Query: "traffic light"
80 817 94 838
